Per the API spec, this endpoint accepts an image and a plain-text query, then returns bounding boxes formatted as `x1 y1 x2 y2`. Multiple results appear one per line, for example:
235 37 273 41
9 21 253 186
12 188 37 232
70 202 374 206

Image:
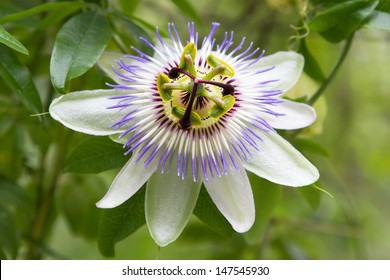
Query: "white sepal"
49 89 128 135
203 168 255 233
244 131 319 187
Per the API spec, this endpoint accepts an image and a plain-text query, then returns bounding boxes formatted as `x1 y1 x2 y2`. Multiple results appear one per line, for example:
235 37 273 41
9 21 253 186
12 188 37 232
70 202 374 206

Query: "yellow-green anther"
172 106 202 126
189 111 202 126
157 73 172 101
206 54 235 77
179 43 197 71
202 65 226 81
202 90 225 108
210 95 235 119
171 106 185 119
184 54 197 76
162 83 191 91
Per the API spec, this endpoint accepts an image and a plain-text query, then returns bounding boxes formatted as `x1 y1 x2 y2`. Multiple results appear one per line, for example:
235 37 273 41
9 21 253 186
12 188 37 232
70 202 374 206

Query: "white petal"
252 51 304 92
96 153 158 208
244 131 319 187
49 89 128 135
146 171 202 247
263 99 317 130
203 168 255 233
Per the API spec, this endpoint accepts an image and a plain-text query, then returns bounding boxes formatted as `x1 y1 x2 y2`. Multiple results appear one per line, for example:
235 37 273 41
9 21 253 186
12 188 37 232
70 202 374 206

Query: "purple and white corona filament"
50 22 319 246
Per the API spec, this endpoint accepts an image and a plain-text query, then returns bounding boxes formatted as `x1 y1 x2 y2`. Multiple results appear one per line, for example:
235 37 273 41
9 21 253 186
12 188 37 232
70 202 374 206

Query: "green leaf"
111 12 155 56
129 15 168 37
0 205 19 259
193 186 235 237
37 4 86 30
0 126 23 180
244 173 281 245
308 0 379 42
63 136 129 174
298 184 322 210
291 138 329 158
97 187 146 257
118 0 139 15
377 0 390 12
59 177 103 240
0 1 85 24
364 10 390 30
0 44 42 115
0 180 29 208
299 39 326 82
50 11 111 93
0 248 6 260
0 24 28 55
299 184 334 210
170 0 201 23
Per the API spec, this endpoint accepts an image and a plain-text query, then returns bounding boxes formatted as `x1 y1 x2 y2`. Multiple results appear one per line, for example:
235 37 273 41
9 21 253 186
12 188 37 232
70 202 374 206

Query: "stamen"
206 54 235 77
179 43 197 73
202 65 226 80
184 54 197 76
162 83 191 91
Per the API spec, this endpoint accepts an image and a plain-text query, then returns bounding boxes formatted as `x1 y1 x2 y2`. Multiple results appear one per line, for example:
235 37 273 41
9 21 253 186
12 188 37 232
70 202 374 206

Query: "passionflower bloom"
50 22 319 246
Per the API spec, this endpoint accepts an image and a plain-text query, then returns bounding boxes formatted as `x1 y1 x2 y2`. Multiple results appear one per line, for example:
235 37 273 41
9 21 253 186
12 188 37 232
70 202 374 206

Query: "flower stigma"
157 43 236 130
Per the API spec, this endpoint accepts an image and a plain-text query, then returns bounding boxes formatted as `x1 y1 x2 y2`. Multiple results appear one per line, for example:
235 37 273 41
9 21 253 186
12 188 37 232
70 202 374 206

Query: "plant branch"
25 126 70 259
307 34 354 106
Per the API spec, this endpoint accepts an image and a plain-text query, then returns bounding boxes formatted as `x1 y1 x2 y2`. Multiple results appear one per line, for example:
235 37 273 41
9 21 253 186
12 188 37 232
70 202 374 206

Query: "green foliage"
308 0 379 42
0 205 19 259
298 184 322 210
0 24 28 55
0 180 30 259
109 11 155 55
97 187 146 257
298 39 326 82
0 1 86 25
0 44 42 116
245 174 281 245
0 125 24 180
58 177 104 240
50 11 111 93
377 0 390 12
193 186 235 237
170 0 201 23
291 138 329 158
117 0 139 15
63 136 129 174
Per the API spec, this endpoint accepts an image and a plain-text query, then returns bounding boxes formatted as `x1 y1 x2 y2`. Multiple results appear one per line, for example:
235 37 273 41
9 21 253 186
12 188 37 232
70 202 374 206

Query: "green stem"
286 34 354 141
307 34 354 106
25 126 70 259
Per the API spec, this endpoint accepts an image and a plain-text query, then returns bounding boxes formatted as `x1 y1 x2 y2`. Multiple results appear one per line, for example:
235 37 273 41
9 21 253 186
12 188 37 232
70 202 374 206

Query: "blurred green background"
0 0 389 259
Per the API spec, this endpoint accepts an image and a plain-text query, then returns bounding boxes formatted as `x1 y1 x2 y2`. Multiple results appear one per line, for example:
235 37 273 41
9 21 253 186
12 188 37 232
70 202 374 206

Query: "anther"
199 79 235 96
168 67 196 80
168 68 180 79
222 84 235 96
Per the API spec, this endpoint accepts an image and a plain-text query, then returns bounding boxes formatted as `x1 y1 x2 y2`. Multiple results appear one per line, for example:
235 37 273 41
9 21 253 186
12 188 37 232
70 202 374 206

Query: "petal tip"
231 215 255 233
284 164 320 187
151 233 176 247
95 197 123 209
